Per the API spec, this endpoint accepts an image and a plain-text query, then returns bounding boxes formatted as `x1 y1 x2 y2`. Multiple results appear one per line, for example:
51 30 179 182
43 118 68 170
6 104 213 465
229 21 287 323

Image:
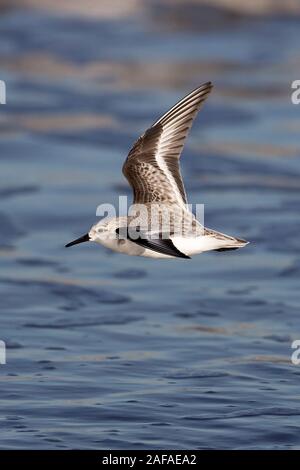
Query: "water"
0 1 300 449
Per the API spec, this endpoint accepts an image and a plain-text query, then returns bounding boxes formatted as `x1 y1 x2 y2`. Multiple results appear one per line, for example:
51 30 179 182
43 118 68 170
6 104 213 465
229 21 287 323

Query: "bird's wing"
116 227 190 259
122 82 213 207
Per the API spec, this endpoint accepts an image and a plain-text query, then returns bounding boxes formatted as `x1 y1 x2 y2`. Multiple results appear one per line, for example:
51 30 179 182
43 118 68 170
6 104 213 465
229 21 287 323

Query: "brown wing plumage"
122 82 213 206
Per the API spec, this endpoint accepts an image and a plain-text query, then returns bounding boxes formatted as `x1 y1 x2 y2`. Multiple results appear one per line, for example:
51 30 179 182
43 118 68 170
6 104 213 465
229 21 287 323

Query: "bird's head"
65 221 110 248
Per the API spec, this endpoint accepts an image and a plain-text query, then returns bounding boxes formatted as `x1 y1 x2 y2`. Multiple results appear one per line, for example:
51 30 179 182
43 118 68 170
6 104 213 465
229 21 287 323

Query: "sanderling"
66 82 248 259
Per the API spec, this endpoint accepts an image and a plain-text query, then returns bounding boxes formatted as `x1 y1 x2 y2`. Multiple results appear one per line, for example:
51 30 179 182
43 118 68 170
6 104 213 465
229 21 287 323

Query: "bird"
66 82 248 259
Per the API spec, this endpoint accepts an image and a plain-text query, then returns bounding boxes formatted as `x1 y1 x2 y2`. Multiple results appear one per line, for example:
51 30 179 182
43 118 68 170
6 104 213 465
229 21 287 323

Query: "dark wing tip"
181 253 191 259
191 81 213 94
202 81 213 88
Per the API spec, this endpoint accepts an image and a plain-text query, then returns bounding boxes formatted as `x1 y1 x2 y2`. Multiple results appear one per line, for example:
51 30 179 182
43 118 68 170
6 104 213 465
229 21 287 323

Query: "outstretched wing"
122 82 213 207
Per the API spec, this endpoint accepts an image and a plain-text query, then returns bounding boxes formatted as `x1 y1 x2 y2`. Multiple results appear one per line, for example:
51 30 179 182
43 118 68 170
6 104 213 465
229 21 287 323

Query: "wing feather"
123 82 213 206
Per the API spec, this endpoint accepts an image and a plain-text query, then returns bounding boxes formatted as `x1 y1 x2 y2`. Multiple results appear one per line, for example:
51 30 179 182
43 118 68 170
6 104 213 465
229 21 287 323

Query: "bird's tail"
205 229 249 252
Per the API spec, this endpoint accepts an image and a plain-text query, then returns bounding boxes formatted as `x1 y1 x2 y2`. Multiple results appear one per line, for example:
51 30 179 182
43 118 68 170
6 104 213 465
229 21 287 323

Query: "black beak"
65 233 90 248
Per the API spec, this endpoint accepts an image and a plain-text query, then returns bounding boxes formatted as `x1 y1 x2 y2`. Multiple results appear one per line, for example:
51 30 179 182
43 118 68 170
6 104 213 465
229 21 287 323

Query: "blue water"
0 2 300 449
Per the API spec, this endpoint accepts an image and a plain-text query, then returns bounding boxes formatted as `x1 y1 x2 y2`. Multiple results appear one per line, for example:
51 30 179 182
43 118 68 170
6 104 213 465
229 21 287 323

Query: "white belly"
95 235 245 259
96 235 209 259
172 235 223 256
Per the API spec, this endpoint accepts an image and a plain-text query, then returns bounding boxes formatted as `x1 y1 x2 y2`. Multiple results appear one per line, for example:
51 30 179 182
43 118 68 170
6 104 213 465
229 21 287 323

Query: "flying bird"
66 82 248 259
